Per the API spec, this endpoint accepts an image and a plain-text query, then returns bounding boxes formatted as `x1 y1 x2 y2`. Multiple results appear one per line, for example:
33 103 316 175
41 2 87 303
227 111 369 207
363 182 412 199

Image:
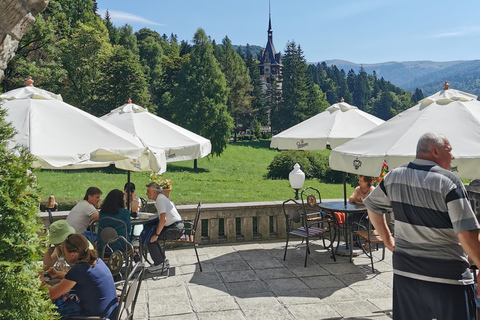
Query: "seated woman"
43 220 75 279
97 189 132 254
46 234 118 319
124 182 141 216
348 175 375 248
349 175 375 204
45 195 58 212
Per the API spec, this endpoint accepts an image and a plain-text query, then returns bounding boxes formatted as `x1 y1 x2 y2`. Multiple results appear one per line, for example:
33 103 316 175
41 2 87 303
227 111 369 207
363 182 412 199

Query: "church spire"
268 0 273 38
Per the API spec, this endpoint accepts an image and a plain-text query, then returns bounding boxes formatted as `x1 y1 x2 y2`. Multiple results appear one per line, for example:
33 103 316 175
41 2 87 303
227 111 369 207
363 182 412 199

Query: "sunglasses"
64 234 78 251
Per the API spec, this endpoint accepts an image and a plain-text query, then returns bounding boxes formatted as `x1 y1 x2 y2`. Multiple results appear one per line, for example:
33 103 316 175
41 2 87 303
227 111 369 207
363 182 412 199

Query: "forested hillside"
1 0 418 150
323 59 480 96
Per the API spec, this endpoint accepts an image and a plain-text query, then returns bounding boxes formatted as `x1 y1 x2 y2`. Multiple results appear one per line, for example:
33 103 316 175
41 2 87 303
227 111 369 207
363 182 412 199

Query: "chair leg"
369 243 375 273
304 237 309 267
284 235 290 261
193 242 202 272
328 223 336 262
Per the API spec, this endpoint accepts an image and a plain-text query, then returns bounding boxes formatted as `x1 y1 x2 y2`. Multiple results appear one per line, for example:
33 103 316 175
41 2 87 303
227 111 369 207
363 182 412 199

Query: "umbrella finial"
26 77 34 87
340 97 344 102
443 81 450 90
128 98 132 104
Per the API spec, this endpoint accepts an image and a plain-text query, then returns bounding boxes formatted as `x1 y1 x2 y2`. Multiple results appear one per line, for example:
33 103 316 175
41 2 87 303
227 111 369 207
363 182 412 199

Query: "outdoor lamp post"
289 163 305 200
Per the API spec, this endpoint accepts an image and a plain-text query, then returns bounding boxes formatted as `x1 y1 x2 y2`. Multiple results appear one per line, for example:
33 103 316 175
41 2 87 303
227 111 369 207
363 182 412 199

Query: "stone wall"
0 0 49 82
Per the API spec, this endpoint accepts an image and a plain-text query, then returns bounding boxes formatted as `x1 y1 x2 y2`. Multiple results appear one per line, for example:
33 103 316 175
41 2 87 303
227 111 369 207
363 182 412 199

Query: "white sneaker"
147 259 169 274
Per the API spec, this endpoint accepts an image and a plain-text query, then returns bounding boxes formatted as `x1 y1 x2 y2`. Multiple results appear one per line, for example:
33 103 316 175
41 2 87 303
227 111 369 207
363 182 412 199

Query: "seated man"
66 187 102 235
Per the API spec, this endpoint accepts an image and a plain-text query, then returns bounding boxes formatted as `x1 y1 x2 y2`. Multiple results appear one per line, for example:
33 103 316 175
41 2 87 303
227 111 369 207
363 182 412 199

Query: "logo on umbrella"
353 158 362 170
296 140 308 149
166 150 176 159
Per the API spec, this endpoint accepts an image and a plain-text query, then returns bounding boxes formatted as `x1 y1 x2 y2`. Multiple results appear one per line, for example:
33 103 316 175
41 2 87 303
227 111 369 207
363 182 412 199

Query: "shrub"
267 150 360 185
0 104 57 319
266 150 314 179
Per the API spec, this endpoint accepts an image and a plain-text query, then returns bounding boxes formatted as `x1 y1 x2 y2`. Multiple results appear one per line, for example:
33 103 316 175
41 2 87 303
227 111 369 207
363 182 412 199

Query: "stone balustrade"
38 199 342 244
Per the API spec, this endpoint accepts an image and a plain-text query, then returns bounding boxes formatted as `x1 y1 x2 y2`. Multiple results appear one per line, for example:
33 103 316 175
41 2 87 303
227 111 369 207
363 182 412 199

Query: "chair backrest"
282 199 303 231
116 262 146 320
138 197 148 212
300 186 322 207
98 216 129 245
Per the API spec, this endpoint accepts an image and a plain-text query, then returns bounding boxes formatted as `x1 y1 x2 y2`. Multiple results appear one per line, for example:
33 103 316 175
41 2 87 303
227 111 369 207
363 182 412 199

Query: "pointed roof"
259 12 281 67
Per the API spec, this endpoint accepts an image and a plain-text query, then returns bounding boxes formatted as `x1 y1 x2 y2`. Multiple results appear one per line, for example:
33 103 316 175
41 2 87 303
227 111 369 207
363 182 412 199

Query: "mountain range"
234 44 480 96
321 59 480 96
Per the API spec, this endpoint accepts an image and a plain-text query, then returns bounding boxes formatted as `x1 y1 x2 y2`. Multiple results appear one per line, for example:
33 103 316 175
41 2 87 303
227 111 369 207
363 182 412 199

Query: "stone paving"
134 239 393 320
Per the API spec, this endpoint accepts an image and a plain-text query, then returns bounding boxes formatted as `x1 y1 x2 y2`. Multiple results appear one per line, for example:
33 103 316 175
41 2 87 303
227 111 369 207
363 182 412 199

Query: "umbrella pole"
127 171 131 211
343 172 347 205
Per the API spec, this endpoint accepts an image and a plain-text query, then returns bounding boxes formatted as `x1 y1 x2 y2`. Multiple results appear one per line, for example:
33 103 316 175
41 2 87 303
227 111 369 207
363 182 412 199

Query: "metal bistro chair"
301 186 337 253
163 201 203 272
97 216 134 280
283 196 335 267
351 212 386 272
63 261 146 320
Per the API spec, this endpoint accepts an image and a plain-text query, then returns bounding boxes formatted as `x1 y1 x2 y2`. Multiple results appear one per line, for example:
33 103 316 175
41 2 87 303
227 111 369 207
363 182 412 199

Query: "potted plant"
150 173 172 198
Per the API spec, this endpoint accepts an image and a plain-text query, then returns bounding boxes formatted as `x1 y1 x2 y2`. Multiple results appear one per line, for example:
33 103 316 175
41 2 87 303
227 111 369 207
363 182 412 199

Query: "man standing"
363 132 480 320
66 187 102 234
142 182 184 273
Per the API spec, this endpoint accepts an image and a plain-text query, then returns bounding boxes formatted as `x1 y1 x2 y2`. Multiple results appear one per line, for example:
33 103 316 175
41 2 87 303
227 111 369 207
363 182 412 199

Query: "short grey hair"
416 133 445 156
146 182 164 194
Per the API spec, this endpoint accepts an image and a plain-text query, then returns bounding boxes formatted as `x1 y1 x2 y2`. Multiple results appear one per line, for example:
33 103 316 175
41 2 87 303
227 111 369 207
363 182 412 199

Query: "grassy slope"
35 140 352 208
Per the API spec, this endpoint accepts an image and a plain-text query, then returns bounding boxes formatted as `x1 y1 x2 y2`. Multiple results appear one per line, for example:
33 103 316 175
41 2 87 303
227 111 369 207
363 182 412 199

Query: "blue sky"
96 0 480 64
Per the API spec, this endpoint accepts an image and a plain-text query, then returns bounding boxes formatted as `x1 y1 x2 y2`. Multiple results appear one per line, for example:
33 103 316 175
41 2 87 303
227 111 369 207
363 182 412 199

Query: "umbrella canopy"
100 102 211 162
0 83 166 173
329 85 480 179
270 101 384 150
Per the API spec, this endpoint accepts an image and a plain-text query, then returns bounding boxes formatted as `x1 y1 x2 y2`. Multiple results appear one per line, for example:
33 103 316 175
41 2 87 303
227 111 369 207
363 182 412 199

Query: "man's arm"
90 210 99 221
458 229 480 267
150 213 166 243
368 209 395 252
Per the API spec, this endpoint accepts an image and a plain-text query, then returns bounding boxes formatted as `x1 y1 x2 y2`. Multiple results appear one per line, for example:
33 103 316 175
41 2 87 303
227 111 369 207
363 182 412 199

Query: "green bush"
267 150 360 185
0 105 57 319
266 150 315 179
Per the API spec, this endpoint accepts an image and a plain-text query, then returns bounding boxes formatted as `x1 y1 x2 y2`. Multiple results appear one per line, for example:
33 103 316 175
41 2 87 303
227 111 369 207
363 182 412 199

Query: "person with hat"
43 220 75 279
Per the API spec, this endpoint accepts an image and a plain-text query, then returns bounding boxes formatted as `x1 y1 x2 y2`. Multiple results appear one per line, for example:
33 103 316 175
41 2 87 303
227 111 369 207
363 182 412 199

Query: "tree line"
1 0 424 156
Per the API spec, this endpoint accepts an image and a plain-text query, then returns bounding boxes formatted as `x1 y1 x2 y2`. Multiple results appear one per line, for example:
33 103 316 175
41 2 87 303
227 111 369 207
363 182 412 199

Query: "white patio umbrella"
329 83 480 179
0 81 166 173
100 101 211 162
270 100 384 150
271 100 384 204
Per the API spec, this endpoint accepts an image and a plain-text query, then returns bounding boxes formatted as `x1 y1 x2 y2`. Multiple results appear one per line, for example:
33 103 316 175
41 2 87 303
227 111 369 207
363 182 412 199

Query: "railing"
38 199 343 244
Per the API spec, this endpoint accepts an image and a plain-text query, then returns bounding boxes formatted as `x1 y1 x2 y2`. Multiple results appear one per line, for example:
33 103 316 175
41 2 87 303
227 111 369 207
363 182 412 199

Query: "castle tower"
258 8 282 93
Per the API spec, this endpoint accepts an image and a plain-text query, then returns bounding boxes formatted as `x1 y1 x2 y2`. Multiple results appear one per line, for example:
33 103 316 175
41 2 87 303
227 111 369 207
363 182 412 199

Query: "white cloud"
98 9 164 26
431 26 480 38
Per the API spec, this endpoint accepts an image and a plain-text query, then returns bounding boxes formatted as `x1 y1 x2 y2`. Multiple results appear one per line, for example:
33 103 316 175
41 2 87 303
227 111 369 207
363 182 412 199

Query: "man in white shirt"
66 187 102 234
142 182 183 273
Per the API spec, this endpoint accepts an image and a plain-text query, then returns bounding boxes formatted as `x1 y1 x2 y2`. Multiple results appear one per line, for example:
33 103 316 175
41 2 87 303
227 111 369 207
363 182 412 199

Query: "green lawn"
35 140 352 210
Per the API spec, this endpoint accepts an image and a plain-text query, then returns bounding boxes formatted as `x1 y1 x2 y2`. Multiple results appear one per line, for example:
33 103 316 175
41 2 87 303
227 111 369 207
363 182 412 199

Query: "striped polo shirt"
364 158 480 285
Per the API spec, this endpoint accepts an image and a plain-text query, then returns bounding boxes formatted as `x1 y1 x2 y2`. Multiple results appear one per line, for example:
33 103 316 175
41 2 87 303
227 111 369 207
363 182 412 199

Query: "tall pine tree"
169 28 234 156
271 41 327 131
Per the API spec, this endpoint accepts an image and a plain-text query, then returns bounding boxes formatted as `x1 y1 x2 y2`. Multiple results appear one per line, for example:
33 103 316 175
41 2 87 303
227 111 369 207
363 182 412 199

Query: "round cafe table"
318 201 367 262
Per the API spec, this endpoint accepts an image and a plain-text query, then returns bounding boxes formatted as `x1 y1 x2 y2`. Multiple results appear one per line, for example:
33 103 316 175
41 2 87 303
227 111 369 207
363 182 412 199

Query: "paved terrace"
135 239 393 320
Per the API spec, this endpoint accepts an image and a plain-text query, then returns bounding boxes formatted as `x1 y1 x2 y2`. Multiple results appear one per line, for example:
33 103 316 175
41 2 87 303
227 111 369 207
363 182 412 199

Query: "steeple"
268 1 273 39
